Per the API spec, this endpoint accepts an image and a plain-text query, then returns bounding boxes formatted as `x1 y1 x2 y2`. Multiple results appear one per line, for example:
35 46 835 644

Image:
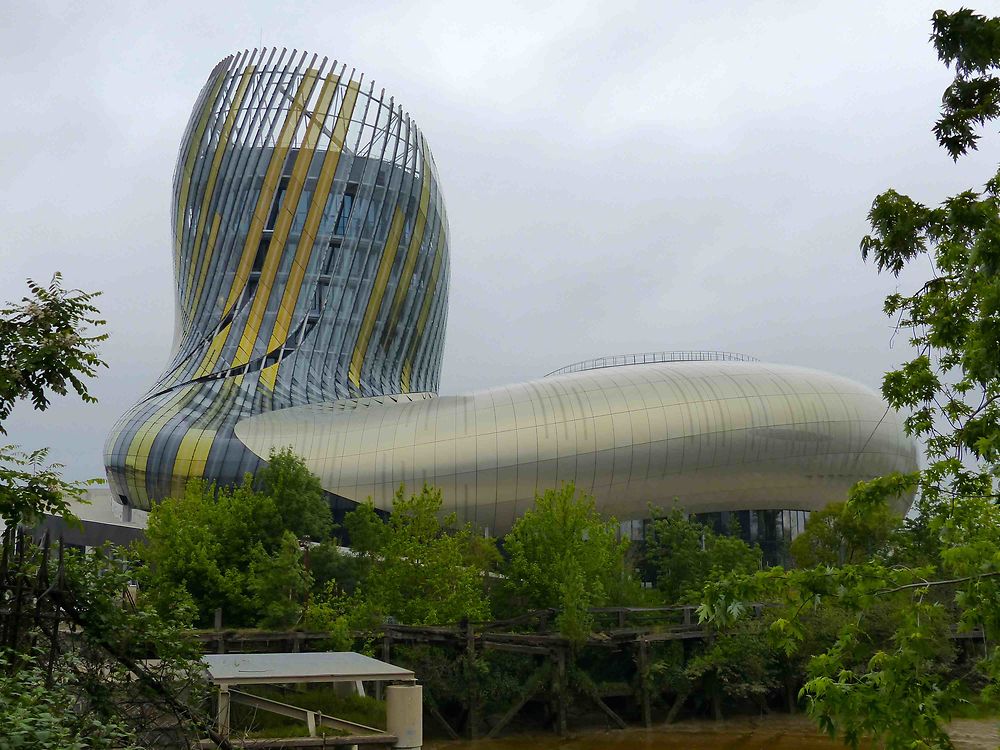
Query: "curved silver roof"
235 360 918 534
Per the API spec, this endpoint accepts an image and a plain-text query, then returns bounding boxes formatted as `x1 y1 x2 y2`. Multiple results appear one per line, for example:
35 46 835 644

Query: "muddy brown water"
425 716 999 750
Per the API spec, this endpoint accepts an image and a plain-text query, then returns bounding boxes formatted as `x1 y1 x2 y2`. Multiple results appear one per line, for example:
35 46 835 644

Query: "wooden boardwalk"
191 605 986 740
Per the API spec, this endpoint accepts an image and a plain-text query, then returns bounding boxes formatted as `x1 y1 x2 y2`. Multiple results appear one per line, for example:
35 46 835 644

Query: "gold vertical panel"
175 69 228 268
259 362 280 390
221 67 321 379
259 77 360 391
220 67 319 321
193 322 233 378
122 386 194 505
382 145 432 344
171 428 217 487
189 212 223 311
401 230 445 393
230 67 331 370
183 65 257 312
232 70 317 367
349 206 406 388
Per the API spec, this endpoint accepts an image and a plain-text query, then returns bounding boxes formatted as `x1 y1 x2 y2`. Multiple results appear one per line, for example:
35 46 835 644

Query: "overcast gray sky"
2 0 997 481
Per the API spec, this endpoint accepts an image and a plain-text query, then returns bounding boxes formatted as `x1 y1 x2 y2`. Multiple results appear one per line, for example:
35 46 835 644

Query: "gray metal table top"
202 652 415 686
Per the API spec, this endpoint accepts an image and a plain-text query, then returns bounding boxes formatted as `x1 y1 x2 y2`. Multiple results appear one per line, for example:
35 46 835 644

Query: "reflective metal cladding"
104 50 449 507
104 50 918 528
235 360 918 535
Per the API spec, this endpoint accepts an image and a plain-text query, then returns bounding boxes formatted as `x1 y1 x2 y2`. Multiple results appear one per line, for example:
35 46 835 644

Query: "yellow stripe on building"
382 145 432 345
171 427 217 495
175 70 227 267
183 65 257 312
400 230 445 393
259 78 360 391
230 67 330 372
193 322 233 378
220 68 319 322
348 206 406 388
122 386 193 506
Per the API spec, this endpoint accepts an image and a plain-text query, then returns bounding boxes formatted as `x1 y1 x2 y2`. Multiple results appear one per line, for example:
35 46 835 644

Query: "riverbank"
426 714 1000 749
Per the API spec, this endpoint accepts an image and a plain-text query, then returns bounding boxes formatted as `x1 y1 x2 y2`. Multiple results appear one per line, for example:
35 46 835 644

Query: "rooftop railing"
545 350 759 377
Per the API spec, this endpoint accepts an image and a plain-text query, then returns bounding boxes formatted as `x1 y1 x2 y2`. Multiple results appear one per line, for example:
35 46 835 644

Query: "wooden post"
638 638 651 728
214 608 225 654
486 662 547 739
711 681 723 721
425 689 460 740
466 620 478 739
554 647 567 736
217 685 231 739
377 631 392 701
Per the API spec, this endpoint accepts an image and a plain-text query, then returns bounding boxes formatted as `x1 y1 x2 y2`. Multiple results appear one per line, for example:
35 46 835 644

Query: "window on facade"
266 177 289 231
252 237 269 274
334 189 355 236
323 239 340 276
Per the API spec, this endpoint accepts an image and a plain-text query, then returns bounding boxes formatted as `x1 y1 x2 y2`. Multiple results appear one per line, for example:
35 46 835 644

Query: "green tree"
251 531 312 629
137 476 306 627
138 452 336 628
500 483 631 641
700 10 1000 747
789 500 901 567
341 484 496 627
256 447 332 541
0 275 107 525
0 274 106 427
644 507 761 602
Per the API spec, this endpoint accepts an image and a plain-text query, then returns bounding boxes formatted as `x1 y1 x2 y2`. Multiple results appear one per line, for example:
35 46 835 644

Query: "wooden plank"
485 665 548 739
555 648 567 735
197 735 397 747
580 686 627 729
425 689 460 740
481 642 551 656
228 690 383 735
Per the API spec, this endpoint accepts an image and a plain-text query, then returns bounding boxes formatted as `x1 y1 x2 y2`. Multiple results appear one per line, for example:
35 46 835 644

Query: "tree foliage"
789 499 902 568
0 275 107 526
339 485 496 627
256 447 332 541
250 531 311 630
137 475 325 628
0 274 106 428
500 483 631 641
644 506 761 603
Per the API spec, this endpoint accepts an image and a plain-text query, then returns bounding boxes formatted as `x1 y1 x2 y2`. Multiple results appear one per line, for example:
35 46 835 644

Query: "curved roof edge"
546 351 759 377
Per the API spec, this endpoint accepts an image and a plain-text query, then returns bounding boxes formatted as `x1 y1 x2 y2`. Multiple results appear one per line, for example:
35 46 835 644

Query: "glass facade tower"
105 50 449 508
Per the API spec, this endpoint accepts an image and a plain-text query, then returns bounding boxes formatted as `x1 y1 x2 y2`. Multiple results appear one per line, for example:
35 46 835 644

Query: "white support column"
217 685 231 739
386 684 422 749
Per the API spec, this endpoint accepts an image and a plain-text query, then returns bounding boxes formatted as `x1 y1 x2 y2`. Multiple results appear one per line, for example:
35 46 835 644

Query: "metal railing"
545 350 759 377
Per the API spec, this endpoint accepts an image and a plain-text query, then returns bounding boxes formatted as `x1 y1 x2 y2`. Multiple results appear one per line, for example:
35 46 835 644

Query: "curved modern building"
105 50 449 507
105 49 918 532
